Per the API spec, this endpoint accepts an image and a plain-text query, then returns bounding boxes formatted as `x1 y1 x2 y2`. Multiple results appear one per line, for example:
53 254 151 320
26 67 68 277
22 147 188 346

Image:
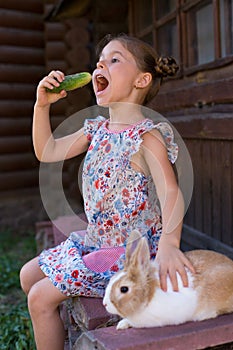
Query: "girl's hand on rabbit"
156 237 195 292
36 70 67 108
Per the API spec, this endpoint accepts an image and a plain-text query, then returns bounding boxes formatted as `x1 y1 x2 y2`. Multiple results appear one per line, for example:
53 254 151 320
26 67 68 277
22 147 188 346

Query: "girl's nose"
96 60 105 69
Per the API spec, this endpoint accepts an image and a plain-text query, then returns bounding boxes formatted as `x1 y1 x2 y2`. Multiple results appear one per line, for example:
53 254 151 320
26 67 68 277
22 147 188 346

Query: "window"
220 0 233 56
187 1 215 66
129 0 233 72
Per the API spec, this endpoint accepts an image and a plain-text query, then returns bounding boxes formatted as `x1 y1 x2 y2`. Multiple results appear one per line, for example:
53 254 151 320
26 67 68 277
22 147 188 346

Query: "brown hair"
96 33 179 105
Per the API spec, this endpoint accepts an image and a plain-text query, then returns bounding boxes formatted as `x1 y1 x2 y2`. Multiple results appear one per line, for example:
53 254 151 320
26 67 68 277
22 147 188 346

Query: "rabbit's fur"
103 230 233 330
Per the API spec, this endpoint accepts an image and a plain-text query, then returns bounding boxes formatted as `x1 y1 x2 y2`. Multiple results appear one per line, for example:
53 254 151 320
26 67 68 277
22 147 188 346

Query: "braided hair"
96 33 179 105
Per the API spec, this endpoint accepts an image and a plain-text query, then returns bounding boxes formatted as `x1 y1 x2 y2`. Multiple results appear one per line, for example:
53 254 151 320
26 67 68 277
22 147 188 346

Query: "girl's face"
93 40 142 106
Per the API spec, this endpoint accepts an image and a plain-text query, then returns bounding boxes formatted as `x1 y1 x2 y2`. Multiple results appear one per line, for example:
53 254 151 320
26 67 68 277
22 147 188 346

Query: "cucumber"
46 72 92 93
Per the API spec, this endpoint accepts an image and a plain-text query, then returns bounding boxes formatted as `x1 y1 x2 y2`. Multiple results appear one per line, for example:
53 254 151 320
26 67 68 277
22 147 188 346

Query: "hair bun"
155 56 179 78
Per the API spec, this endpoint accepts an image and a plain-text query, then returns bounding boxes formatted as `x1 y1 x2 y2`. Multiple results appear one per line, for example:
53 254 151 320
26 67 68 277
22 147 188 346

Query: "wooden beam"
0 46 44 65
0 136 33 154
0 27 44 47
0 64 44 83
171 115 233 140
151 77 233 112
0 0 42 13
0 9 43 30
0 118 31 136
0 153 38 171
0 170 38 191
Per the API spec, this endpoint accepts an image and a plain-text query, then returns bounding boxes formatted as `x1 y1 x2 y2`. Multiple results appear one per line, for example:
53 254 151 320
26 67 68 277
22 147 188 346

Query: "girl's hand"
36 70 67 108
156 237 195 292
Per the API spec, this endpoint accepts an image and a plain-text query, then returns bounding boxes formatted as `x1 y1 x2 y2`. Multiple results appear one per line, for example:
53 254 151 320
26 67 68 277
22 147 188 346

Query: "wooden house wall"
148 61 233 248
0 0 44 192
43 0 94 218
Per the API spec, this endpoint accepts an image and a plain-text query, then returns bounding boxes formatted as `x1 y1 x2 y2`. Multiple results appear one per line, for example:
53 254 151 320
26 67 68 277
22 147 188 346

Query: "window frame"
129 0 233 77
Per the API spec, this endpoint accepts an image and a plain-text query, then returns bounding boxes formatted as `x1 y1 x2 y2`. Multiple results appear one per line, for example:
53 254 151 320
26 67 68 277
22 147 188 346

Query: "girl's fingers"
169 270 179 291
48 70 65 82
159 266 168 292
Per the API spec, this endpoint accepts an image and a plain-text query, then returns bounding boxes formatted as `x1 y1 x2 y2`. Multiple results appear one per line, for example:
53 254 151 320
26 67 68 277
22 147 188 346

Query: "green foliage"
0 230 36 350
0 302 35 350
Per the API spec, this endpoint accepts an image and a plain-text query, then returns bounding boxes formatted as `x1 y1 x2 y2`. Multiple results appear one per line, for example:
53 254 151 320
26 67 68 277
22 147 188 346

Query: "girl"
20 34 195 350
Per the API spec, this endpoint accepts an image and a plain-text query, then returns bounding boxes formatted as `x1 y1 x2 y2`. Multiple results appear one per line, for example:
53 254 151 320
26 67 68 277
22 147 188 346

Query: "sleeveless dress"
38 116 178 297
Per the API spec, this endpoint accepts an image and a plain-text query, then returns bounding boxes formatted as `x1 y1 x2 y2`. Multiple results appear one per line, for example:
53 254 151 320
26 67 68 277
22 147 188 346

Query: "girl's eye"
111 57 119 63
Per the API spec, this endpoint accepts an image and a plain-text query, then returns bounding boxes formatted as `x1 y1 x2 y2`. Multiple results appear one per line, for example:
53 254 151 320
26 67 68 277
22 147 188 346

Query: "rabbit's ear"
125 230 150 273
129 236 151 273
125 230 142 268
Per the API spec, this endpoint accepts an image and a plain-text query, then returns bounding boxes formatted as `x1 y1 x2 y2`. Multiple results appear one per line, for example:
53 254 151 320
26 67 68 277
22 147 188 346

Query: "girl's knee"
20 257 42 295
20 263 31 295
27 282 46 315
28 279 65 316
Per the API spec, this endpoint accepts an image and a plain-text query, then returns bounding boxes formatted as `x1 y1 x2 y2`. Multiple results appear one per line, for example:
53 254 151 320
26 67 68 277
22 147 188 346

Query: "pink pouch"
82 246 125 273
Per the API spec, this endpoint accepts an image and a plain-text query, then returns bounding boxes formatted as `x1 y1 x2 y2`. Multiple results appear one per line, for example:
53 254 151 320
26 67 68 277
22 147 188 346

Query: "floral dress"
39 116 178 297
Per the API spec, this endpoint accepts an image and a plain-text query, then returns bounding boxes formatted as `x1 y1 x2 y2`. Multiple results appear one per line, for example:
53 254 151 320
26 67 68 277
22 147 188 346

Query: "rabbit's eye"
120 286 129 293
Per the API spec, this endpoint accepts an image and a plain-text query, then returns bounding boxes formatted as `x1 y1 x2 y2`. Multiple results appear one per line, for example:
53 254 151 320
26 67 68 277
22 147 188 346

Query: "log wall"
0 0 44 193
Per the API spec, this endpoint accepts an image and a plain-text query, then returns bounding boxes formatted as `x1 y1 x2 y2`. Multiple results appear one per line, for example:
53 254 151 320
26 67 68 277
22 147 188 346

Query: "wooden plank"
0 27 44 47
0 170 38 190
0 136 33 154
0 0 42 13
0 9 43 30
74 314 233 350
152 77 233 112
172 116 233 140
202 140 212 236
192 139 203 233
0 64 44 83
0 83 36 100
0 153 37 171
0 118 31 136
220 141 233 245
0 46 44 65
211 141 222 240
0 100 34 117
182 138 233 247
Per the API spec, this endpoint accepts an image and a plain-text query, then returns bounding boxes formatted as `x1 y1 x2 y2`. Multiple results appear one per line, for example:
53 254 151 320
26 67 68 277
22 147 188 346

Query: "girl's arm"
33 70 89 162
142 129 195 292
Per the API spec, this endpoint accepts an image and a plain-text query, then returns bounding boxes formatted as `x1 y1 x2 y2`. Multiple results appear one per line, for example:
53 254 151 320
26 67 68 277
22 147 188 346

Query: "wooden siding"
0 0 44 191
172 117 233 247
144 17 233 248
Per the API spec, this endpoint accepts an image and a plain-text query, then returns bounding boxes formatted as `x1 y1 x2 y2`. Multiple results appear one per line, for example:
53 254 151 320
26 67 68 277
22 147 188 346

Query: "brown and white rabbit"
103 230 233 330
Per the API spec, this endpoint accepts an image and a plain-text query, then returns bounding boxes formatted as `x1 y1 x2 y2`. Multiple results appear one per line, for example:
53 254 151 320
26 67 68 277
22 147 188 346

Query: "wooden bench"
74 313 233 350
35 215 233 350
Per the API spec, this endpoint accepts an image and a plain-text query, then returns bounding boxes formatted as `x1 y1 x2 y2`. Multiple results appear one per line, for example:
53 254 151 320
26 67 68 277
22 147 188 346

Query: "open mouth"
96 74 109 93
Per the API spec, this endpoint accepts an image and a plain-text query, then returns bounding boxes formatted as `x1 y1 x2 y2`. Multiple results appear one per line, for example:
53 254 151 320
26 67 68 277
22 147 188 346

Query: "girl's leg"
20 257 45 295
28 277 69 350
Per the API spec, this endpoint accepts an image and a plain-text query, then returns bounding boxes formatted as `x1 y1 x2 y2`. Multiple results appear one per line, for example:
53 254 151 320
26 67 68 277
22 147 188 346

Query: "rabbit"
103 230 233 330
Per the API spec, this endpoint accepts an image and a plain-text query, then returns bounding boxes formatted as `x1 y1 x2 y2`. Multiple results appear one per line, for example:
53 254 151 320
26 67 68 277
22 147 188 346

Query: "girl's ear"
135 72 152 89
